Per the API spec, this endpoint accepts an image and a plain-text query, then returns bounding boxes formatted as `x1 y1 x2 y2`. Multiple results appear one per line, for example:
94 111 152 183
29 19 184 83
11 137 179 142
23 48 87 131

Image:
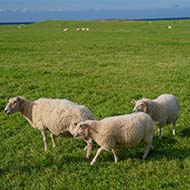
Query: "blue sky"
0 0 190 11
0 0 190 21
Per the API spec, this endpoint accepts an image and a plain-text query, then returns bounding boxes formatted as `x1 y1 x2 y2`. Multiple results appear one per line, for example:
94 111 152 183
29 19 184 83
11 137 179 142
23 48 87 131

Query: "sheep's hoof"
86 156 91 161
90 161 95 165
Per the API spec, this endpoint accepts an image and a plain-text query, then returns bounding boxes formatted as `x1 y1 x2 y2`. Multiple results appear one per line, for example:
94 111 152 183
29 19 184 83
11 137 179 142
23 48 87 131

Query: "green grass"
0 20 190 189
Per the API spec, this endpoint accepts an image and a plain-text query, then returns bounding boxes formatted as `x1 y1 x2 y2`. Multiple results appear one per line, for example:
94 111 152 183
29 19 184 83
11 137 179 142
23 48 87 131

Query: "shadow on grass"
180 127 190 137
146 135 190 161
0 169 4 176
105 135 190 162
2 134 190 174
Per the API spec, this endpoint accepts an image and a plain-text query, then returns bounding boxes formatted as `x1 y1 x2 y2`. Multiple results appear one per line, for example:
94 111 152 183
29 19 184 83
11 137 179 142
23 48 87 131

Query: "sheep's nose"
4 108 10 114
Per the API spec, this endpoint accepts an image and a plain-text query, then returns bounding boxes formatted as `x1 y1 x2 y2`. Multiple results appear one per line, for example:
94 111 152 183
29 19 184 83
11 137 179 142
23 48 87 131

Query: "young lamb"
4 96 95 157
73 112 154 165
132 94 179 140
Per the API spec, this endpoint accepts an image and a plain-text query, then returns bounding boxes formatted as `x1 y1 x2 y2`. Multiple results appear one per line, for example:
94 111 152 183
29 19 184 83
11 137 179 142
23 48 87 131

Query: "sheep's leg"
41 130 48 152
158 128 162 140
50 133 56 148
172 122 176 136
85 139 92 160
111 149 118 163
90 147 104 165
142 144 152 159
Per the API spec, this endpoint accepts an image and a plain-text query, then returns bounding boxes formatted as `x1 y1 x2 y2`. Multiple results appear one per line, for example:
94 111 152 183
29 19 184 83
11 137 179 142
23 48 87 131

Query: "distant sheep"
4 97 95 157
132 94 179 140
86 28 90 31
76 28 81 31
63 28 68 32
168 25 172 29
74 112 154 165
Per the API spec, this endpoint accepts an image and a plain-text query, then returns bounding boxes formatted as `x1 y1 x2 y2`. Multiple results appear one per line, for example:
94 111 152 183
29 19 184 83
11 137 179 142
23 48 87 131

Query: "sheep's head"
4 96 24 114
73 121 89 139
132 99 149 113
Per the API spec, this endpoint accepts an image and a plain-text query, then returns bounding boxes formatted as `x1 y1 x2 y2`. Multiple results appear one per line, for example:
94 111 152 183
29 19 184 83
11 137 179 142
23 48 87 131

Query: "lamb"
73 112 154 165
132 94 179 140
4 96 95 158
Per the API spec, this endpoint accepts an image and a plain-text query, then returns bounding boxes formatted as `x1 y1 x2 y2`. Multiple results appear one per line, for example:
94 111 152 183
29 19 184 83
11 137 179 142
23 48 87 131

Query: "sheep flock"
3 93 181 165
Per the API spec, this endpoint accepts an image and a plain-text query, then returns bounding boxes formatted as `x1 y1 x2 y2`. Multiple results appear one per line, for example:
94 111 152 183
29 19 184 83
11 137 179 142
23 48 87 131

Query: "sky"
0 0 190 22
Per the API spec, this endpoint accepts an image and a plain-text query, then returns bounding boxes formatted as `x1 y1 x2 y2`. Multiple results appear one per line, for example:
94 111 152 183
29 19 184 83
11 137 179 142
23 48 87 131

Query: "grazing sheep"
76 28 81 31
63 28 68 32
4 96 95 157
132 94 179 140
86 28 90 31
73 112 154 165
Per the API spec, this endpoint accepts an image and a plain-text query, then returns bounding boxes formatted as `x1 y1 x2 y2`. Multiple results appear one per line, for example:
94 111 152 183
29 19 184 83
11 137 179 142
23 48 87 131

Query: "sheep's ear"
131 99 136 104
17 96 24 103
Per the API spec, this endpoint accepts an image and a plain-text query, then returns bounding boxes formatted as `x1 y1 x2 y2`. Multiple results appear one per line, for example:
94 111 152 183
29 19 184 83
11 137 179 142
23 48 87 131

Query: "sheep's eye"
12 101 17 105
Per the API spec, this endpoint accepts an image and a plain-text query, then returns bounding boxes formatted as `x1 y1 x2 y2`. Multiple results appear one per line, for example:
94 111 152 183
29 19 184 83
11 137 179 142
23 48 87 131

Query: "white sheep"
132 94 179 140
4 96 95 157
63 28 68 32
73 112 154 165
76 28 81 31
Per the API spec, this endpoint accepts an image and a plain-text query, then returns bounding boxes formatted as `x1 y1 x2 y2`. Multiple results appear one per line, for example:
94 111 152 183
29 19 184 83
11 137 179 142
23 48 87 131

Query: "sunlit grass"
0 20 190 189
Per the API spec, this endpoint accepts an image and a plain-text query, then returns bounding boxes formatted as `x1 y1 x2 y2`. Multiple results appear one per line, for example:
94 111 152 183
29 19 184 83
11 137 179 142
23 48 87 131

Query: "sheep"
63 28 68 32
76 28 81 31
4 96 95 158
73 112 154 165
132 94 179 140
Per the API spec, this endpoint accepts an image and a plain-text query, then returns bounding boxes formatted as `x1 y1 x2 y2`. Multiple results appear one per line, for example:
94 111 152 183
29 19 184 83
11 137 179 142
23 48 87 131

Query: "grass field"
0 20 190 190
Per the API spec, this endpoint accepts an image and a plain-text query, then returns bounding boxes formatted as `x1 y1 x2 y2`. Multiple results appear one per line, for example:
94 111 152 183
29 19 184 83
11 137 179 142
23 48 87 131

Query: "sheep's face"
4 97 23 114
133 100 149 113
73 121 89 139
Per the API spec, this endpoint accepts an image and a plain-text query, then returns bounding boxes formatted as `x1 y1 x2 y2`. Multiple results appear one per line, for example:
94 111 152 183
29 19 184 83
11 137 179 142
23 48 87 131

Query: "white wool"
74 112 154 165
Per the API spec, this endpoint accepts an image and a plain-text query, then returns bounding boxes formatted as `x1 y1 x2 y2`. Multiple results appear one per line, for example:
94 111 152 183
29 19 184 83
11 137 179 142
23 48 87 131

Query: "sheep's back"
33 98 94 135
100 113 150 147
155 94 179 123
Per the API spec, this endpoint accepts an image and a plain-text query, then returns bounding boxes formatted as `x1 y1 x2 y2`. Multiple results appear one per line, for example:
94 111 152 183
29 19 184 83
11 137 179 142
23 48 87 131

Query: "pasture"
0 20 190 189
